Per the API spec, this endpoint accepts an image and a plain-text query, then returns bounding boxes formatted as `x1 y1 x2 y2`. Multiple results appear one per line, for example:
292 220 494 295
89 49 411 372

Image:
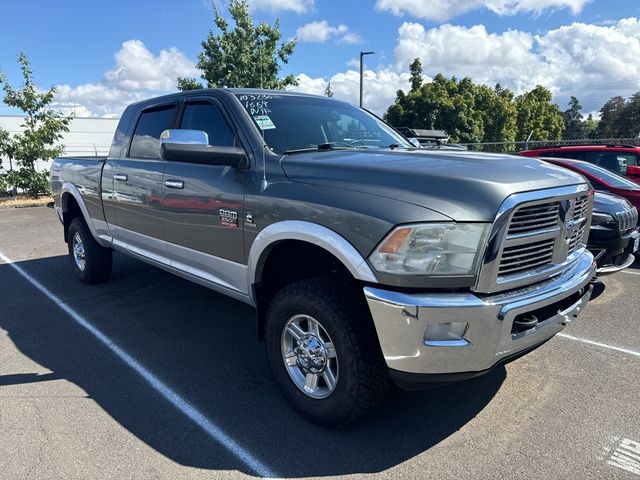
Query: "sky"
1 0 640 118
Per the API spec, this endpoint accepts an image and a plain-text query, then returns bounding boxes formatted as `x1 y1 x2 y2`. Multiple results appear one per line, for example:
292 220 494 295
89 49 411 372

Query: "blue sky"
1 0 640 117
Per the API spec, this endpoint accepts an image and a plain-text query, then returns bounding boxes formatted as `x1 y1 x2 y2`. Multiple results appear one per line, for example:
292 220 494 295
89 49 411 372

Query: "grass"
0 196 53 208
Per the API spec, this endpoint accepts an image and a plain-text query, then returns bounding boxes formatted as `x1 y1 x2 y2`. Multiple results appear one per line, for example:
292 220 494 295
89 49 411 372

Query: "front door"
162 99 247 294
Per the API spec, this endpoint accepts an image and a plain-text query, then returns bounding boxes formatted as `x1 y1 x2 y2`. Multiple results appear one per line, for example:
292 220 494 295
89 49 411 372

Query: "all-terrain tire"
265 277 390 428
67 217 112 284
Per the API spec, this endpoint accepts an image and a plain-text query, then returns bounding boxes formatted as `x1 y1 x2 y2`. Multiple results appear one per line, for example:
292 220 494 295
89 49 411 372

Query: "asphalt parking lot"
0 206 639 479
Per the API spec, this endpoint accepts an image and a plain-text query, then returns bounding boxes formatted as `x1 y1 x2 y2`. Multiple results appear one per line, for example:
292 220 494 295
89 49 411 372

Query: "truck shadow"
0 254 505 478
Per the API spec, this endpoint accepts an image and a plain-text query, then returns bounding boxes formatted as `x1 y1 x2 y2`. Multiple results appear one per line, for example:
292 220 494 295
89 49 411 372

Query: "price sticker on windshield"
254 115 276 130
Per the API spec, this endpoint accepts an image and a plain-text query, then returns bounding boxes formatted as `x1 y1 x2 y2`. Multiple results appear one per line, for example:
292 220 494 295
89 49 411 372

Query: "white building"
0 115 119 172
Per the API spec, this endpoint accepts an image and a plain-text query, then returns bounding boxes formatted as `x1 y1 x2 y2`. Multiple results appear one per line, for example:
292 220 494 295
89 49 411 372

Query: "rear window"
129 105 176 158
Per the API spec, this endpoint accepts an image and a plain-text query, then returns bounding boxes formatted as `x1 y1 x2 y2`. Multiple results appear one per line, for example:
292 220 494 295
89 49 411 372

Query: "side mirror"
408 138 422 148
627 165 640 179
159 129 247 167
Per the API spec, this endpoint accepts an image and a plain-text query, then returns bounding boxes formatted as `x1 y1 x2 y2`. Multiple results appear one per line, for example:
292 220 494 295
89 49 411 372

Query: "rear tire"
67 217 112 284
265 278 390 428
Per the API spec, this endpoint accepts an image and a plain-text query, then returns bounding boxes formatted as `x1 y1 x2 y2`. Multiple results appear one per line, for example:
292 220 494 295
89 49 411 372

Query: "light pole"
359 51 375 108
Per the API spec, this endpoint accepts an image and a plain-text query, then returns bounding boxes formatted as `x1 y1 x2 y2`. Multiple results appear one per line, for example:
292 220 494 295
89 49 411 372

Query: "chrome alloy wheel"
72 232 87 272
281 314 339 399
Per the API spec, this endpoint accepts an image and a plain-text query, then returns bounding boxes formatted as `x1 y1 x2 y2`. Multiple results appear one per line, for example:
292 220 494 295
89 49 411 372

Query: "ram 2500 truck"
51 89 596 427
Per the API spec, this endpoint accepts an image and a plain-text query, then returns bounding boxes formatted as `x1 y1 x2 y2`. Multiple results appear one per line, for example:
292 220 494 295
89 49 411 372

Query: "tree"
616 92 640 138
583 113 598 139
514 86 564 141
324 80 334 97
178 0 297 90
409 58 423 92
562 96 584 139
384 74 517 146
597 96 625 137
0 53 72 196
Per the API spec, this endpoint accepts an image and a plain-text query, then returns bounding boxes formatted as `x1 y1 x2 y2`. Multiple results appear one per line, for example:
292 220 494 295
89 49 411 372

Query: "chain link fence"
459 138 640 153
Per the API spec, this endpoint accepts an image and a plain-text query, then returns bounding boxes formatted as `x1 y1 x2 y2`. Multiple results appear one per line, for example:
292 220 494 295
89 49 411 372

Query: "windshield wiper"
283 143 359 154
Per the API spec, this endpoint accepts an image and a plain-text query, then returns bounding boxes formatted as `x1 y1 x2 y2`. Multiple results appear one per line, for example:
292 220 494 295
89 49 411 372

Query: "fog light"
424 322 470 347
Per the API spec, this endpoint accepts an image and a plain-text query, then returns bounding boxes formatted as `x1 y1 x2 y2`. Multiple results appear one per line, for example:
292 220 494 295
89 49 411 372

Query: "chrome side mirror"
160 129 247 167
160 129 209 145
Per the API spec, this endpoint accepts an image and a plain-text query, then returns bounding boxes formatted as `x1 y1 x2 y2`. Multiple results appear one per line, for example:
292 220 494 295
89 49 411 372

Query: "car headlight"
369 223 490 276
591 212 615 226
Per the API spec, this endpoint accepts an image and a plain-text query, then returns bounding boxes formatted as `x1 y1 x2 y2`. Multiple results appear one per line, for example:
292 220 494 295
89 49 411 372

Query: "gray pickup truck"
51 89 596 427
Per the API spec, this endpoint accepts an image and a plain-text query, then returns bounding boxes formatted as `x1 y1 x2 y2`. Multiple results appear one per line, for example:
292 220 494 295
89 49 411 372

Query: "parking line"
557 333 640 359
622 270 640 277
0 251 278 479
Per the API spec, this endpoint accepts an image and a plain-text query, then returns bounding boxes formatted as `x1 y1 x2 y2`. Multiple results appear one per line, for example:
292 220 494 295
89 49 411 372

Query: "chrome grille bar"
474 184 592 294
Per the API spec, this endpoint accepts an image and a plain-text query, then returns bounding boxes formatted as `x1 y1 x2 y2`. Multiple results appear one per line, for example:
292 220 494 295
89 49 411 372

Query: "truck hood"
281 149 587 222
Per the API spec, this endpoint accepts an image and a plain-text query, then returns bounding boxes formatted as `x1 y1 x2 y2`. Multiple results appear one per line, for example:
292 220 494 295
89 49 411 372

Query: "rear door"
111 103 176 264
162 98 248 294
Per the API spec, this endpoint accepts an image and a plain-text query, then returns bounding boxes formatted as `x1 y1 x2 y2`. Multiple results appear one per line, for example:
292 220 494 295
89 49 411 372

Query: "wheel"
67 217 112 284
265 278 390 427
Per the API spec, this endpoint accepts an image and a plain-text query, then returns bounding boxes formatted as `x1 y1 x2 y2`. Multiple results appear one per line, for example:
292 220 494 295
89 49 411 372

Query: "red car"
535 157 640 211
520 144 640 183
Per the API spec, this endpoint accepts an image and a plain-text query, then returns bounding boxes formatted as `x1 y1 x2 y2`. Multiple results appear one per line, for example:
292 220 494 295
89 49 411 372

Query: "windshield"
234 93 411 154
571 161 640 189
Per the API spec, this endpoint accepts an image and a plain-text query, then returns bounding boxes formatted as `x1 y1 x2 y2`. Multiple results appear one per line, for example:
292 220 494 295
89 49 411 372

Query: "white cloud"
292 69 414 114
295 21 362 44
392 18 640 112
248 0 313 13
54 40 198 117
375 0 590 22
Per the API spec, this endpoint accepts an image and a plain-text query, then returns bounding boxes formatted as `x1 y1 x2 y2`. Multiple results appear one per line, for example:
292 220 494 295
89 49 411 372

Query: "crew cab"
51 89 596 426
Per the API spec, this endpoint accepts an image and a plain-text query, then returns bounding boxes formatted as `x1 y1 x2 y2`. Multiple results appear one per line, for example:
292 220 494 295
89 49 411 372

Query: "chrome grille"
615 207 638 233
507 203 559 235
498 239 555 276
475 185 593 294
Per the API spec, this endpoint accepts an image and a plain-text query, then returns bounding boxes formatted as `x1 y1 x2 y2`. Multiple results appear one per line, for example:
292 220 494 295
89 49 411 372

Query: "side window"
586 152 624 174
552 151 585 160
616 154 638 171
129 105 176 159
180 102 235 147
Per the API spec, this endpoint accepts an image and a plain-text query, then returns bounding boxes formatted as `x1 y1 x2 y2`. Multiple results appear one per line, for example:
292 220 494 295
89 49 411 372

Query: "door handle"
164 179 184 189
114 173 128 182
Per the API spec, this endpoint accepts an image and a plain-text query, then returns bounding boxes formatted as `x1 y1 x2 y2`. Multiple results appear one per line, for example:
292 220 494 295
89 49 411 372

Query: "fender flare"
247 220 378 302
60 183 108 247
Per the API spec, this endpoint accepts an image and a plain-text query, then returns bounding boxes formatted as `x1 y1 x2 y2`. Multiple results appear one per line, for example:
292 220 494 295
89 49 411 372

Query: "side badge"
219 209 239 228
245 212 256 228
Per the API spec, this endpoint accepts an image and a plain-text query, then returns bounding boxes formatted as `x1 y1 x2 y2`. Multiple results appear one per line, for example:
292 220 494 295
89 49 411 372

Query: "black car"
590 192 639 274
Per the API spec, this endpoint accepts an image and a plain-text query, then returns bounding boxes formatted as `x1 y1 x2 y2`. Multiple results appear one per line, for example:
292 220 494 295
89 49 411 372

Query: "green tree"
562 96 584 139
384 74 517 147
324 80 333 97
583 113 598 139
597 96 625 137
409 58 423 92
514 85 564 141
475 83 517 147
178 0 297 90
616 92 640 138
0 52 72 196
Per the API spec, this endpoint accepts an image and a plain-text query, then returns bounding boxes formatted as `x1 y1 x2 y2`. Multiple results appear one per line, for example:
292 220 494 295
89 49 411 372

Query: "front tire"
265 278 389 427
67 217 112 284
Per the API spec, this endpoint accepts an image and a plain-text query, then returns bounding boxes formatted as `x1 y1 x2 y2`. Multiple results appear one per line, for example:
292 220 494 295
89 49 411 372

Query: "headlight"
369 223 490 276
591 212 615 226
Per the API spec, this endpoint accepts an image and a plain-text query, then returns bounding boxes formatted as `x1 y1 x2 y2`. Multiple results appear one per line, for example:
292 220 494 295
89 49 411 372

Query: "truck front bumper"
364 251 596 389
